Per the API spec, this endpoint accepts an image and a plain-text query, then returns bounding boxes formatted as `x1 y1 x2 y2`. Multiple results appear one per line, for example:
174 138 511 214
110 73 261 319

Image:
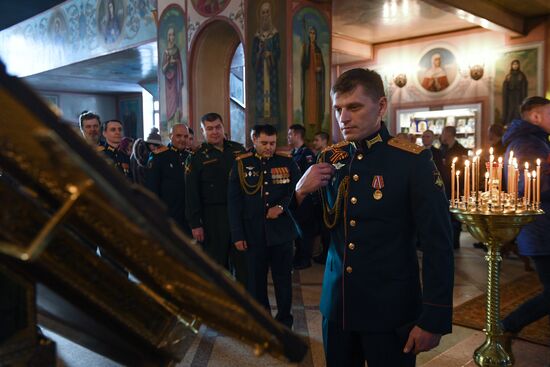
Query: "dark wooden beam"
421 0 526 36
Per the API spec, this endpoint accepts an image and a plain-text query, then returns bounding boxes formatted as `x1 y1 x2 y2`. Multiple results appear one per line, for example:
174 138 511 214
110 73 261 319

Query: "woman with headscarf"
421 53 449 92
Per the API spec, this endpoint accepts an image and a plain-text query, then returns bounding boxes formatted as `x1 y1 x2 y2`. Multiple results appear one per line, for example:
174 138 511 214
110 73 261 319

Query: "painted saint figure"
421 53 449 92
252 1 280 123
301 24 325 132
502 59 528 125
162 26 184 123
103 0 121 44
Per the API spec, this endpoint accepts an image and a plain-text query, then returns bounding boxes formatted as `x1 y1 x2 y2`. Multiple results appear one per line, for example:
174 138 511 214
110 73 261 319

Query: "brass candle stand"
450 187 543 366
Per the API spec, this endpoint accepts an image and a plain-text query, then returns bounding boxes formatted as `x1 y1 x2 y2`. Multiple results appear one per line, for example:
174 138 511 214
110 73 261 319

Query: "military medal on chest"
372 175 384 200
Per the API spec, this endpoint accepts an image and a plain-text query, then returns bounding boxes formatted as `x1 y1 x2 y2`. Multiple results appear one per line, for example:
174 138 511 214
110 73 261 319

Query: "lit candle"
464 160 470 204
451 157 457 205
526 171 531 208
532 170 537 208
523 162 530 209
537 159 541 205
489 150 494 186
484 171 489 192
472 156 478 196
514 159 519 207
497 157 503 207
456 170 461 205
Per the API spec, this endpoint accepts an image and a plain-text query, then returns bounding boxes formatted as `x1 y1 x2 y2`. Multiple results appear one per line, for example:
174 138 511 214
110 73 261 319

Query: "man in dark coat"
228 124 300 328
97 119 132 180
294 68 454 367
185 113 247 284
145 124 190 235
501 97 550 346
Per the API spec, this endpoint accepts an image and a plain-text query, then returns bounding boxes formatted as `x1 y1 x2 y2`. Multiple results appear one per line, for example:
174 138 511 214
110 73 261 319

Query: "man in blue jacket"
501 96 550 342
294 68 454 366
228 124 300 328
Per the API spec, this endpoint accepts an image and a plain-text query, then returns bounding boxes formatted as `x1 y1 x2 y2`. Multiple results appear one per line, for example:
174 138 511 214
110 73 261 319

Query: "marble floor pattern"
175 233 550 367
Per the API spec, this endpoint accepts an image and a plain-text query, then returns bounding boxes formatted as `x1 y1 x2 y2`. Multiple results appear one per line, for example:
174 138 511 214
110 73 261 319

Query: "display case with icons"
396 104 481 149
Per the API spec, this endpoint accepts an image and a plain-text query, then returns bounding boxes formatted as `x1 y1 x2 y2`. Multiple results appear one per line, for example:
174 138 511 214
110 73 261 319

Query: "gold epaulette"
321 140 350 154
154 146 169 154
235 152 253 161
275 151 292 158
387 137 423 154
96 145 105 152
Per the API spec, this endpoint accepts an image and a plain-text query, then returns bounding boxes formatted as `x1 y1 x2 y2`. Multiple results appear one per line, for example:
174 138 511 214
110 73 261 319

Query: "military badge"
372 175 384 200
271 167 290 184
306 155 314 163
202 158 218 165
245 166 258 177
333 162 346 170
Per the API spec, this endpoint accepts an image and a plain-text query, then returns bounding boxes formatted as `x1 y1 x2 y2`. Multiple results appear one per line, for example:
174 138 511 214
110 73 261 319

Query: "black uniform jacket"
185 140 245 228
317 124 454 334
228 151 300 247
145 144 189 231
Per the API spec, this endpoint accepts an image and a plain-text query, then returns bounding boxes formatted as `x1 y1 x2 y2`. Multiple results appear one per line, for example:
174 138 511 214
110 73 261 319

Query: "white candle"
456 170 461 205
524 162 530 206
451 157 457 205
536 159 541 205
532 170 537 208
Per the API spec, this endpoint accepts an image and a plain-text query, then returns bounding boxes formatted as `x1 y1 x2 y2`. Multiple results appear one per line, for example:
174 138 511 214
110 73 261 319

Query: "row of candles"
450 148 541 211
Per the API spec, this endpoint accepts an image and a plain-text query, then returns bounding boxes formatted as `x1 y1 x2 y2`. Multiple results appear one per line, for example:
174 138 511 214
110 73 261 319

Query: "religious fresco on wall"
494 46 540 126
0 0 156 77
416 47 458 93
292 7 330 141
191 0 231 17
246 0 286 135
158 5 187 134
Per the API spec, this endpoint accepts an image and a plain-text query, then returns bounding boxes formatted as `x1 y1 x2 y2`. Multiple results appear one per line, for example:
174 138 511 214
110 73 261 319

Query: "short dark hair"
331 68 385 102
520 96 550 117
442 125 456 137
201 112 223 124
188 127 194 135
253 124 277 137
103 119 124 132
314 131 329 142
289 124 306 139
79 111 101 129
488 123 504 137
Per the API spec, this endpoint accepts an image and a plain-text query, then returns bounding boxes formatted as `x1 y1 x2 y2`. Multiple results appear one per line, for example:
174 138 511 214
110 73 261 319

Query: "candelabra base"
474 337 512 367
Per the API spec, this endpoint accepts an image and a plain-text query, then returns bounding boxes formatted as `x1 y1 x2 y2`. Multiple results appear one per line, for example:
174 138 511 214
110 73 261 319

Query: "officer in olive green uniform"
295 69 453 367
185 113 247 284
228 124 300 328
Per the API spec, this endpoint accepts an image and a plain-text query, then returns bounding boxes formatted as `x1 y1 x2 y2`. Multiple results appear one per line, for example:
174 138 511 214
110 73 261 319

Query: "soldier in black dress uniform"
288 124 317 269
97 119 131 180
228 124 300 328
145 123 191 235
294 68 454 367
185 113 247 284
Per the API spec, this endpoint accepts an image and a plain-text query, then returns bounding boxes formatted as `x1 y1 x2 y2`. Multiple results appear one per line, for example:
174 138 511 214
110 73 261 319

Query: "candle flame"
456 170 461 176
498 157 503 163
476 149 482 156
452 157 458 164
489 147 494 155
484 172 489 178
537 158 541 166
532 170 537 178
465 160 470 166
510 151 514 159
525 162 529 169
473 156 478 162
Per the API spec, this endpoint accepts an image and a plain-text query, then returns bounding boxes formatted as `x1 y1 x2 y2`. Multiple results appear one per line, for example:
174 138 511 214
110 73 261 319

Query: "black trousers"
322 317 416 367
246 241 293 328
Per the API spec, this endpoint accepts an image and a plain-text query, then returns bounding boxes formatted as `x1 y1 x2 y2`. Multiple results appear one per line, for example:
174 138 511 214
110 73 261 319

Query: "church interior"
1 0 550 366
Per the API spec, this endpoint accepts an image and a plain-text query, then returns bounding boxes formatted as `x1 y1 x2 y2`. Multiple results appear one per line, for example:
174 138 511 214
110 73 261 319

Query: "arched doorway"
190 20 244 143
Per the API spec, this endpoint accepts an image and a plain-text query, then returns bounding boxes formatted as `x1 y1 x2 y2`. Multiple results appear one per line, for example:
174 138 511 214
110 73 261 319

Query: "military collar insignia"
170 146 178 152
366 134 383 149
107 145 116 152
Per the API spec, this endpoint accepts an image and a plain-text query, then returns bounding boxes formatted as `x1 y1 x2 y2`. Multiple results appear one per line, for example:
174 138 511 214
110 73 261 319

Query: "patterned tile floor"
45 232 550 366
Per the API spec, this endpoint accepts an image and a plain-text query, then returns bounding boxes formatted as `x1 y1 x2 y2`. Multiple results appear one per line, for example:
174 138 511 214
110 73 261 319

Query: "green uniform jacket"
184 140 245 228
317 124 454 334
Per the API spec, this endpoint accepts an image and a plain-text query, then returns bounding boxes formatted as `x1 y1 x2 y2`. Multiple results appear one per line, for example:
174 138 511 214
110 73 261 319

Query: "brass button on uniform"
350 197 357 204
352 174 359 182
346 266 353 274
348 242 355 250
357 154 364 160
350 219 356 227
265 192 270 196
